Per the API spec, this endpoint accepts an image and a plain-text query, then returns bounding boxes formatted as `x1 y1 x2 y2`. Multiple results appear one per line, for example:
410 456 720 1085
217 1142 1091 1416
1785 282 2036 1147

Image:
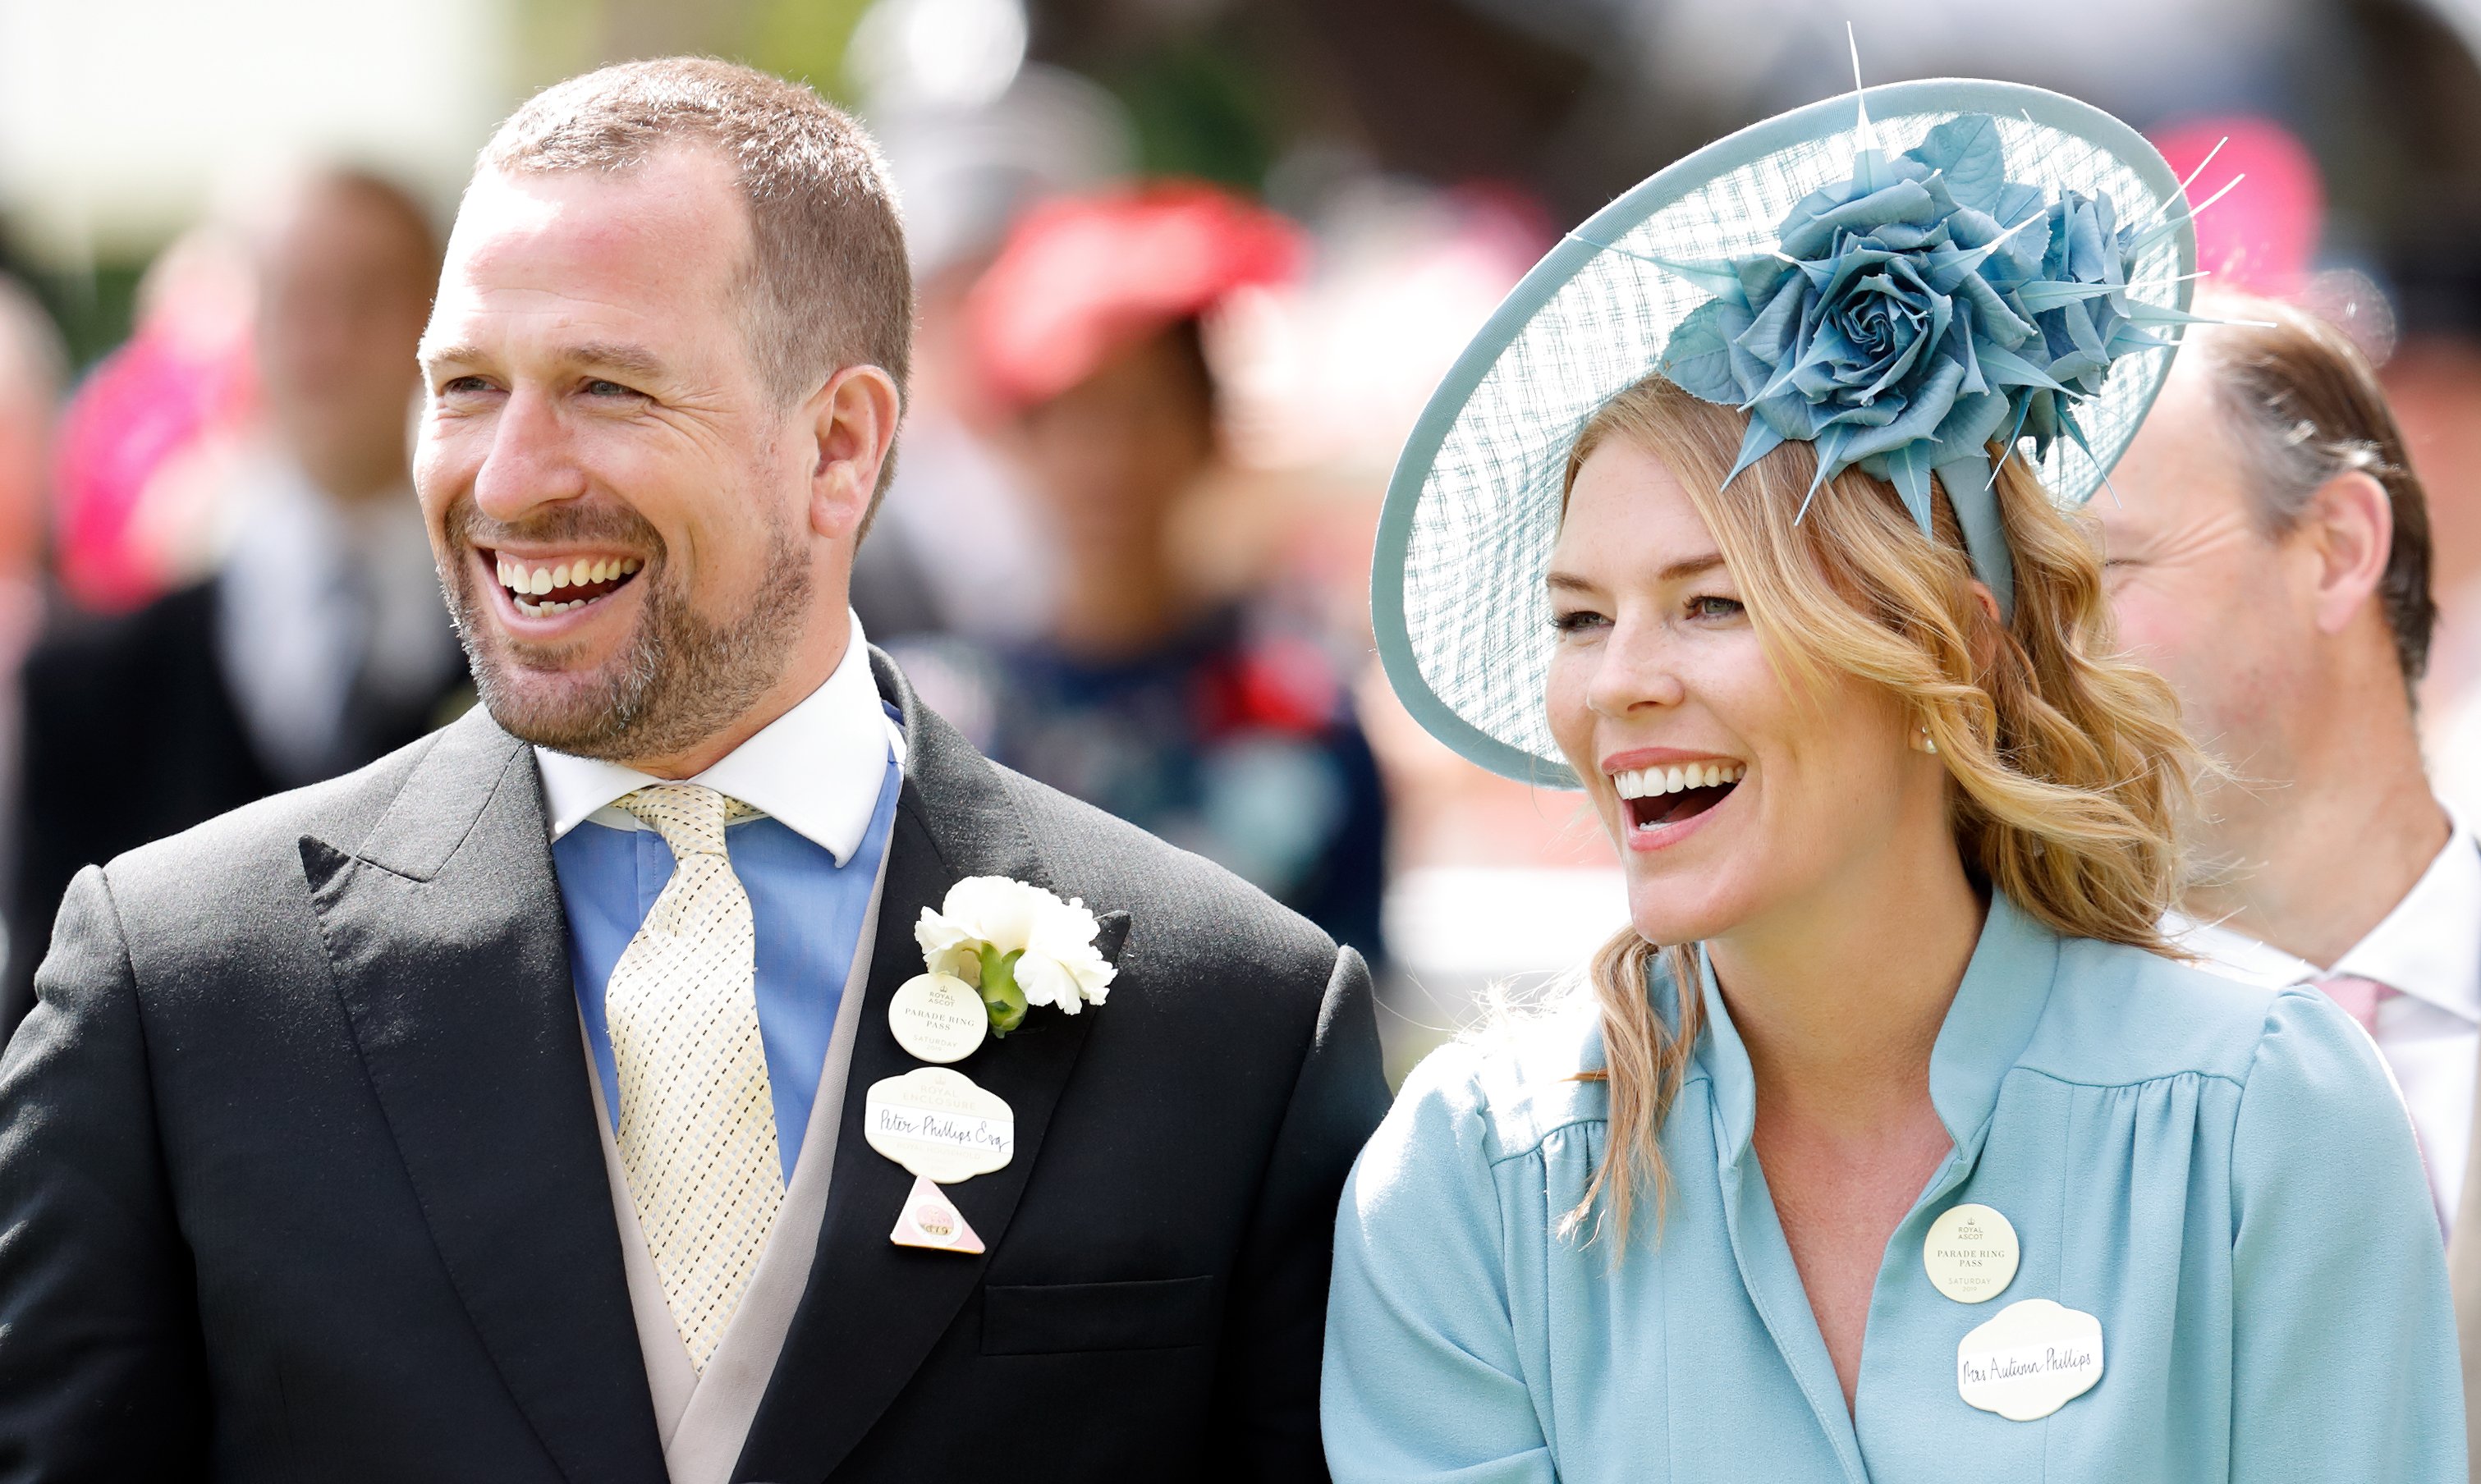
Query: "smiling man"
0 60 1384 1483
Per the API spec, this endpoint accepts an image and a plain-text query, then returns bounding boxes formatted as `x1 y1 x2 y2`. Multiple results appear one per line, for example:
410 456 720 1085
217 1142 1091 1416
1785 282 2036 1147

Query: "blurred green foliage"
507 0 874 103
1103 39 1285 191
3 0 1302 376
13 264 142 377
744 0 877 101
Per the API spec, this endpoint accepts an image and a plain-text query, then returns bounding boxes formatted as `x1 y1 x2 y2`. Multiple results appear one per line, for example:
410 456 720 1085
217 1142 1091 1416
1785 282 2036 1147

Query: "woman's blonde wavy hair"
1562 373 2197 1244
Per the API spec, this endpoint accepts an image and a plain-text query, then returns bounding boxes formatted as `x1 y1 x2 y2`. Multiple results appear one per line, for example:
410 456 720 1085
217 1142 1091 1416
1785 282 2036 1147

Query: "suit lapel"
732 653 1098 1484
302 709 667 1484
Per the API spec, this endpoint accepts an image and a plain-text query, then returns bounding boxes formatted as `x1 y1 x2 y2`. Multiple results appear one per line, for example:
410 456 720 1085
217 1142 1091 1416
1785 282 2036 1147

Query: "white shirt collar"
533 612 901 863
2334 804 2481 1023
2168 800 2481 1023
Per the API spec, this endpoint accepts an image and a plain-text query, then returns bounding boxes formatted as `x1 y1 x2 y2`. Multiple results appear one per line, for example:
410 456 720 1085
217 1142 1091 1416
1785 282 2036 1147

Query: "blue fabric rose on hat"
1653 112 2195 534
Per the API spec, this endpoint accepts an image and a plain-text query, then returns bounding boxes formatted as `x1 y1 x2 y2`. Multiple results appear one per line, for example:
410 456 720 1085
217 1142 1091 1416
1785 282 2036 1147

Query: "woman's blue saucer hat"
1650 97 2211 616
1370 73 2210 789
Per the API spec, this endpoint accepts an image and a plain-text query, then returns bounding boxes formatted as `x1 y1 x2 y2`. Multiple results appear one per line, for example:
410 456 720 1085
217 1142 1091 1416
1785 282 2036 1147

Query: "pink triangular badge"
890 1175 985 1253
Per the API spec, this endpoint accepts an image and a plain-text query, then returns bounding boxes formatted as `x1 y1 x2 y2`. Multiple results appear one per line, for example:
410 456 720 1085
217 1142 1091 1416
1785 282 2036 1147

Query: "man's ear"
805 364 902 542
2301 469 2391 637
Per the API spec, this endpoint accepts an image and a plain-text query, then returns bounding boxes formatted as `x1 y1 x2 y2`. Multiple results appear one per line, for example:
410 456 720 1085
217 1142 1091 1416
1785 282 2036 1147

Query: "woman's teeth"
1612 761 1744 798
496 554 642 617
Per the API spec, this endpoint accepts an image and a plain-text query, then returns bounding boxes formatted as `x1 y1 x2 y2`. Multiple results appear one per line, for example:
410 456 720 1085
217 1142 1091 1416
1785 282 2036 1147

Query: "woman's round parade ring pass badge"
888 973 988 1064
1956 1298 2105 1421
1924 1202 2020 1303
864 1067 1014 1183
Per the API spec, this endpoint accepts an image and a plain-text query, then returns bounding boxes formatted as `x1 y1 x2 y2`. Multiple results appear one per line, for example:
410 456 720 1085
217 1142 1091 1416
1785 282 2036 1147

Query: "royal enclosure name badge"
1956 1298 2105 1421
864 1067 1015 1184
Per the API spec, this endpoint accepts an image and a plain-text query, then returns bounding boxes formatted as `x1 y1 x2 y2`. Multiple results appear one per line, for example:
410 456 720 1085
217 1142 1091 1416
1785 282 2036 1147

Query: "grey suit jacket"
0 650 1388 1482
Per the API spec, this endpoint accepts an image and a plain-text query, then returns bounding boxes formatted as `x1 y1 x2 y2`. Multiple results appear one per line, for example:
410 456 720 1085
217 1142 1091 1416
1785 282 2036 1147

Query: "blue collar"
1695 889 2061 1170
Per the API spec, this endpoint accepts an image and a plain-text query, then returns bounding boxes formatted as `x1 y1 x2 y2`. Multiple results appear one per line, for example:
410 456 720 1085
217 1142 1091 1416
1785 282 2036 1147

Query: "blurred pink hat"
966 180 1305 410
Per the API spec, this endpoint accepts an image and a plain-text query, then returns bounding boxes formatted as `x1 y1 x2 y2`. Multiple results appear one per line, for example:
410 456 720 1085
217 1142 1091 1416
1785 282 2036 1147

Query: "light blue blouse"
1324 892 2465 1482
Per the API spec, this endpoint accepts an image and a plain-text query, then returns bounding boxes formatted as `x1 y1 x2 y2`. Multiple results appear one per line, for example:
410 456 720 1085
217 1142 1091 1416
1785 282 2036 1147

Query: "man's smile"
482 547 644 617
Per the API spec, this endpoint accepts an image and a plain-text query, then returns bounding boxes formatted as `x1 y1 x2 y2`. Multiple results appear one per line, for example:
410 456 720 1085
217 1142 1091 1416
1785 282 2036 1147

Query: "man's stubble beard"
442 499 815 764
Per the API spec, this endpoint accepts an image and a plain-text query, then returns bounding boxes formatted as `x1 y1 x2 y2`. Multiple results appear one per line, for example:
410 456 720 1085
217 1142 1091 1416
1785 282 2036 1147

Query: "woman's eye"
1686 594 1745 621
1550 608 1609 635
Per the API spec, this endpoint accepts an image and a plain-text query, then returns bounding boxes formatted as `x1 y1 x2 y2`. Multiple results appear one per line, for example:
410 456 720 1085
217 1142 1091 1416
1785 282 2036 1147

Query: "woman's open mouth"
485 549 644 618
1614 760 1744 831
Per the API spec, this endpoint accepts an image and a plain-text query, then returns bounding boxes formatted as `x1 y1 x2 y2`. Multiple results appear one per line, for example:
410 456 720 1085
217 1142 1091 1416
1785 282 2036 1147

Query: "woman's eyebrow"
1548 553 1725 591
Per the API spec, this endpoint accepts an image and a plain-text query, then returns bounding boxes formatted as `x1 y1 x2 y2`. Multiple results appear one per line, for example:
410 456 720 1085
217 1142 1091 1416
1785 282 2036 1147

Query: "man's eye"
439 375 494 396
584 378 640 398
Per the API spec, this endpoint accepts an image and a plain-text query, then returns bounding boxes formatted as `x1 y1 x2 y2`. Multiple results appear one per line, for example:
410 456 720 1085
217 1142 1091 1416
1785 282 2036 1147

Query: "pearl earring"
1914 726 1938 755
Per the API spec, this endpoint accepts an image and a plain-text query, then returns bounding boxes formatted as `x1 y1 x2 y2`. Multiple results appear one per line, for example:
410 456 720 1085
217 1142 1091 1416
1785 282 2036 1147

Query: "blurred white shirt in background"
2170 804 2481 1234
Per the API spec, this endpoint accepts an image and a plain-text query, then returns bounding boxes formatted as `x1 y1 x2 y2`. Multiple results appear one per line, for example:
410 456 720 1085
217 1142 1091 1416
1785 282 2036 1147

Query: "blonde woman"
1328 78 2461 1482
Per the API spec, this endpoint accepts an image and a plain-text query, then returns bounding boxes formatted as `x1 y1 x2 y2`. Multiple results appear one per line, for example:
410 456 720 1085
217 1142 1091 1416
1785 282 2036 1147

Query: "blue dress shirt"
553 755 898 1179
536 621 907 1182
1323 891 2466 1482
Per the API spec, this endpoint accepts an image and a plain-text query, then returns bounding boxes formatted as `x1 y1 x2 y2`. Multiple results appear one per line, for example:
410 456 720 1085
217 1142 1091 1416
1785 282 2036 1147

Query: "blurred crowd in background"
2 0 2481 1074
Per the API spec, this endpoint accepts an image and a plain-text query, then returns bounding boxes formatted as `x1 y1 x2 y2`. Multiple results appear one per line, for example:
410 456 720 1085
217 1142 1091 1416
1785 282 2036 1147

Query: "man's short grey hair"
2196 292 2437 684
480 57 912 503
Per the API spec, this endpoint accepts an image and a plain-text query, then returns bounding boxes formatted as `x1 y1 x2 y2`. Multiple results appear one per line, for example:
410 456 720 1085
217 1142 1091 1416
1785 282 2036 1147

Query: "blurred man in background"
2098 295 2481 1459
846 63 1132 648
959 182 1388 961
4 169 469 1033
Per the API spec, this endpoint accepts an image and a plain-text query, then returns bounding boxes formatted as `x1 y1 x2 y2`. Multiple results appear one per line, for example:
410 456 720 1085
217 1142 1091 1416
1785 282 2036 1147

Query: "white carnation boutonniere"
915 876 1117 1037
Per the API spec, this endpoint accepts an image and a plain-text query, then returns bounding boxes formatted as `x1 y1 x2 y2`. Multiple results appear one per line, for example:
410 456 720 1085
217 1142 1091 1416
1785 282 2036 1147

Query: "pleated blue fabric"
1324 892 2465 1482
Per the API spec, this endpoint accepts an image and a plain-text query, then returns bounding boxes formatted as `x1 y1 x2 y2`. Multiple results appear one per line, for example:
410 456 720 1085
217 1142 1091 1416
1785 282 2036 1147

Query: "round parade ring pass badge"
1924 1202 2020 1304
864 1066 1015 1184
888 972 988 1064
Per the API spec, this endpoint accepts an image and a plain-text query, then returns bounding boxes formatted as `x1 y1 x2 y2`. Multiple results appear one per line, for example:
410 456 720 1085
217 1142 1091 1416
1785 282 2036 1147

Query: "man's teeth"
1612 762 1745 799
494 555 643 614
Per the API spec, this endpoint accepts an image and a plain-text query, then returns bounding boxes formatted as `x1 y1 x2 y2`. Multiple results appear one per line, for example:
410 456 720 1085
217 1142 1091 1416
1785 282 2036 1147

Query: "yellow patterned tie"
607 782 778 1371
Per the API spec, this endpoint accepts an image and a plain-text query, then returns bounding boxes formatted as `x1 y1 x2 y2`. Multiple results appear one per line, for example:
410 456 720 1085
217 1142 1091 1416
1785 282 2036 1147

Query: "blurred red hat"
967 181 1305 411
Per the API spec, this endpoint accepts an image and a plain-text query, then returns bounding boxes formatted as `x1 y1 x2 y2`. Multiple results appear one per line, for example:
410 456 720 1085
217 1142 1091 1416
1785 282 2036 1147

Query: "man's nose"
1586 620 1687 720
470 387 588 524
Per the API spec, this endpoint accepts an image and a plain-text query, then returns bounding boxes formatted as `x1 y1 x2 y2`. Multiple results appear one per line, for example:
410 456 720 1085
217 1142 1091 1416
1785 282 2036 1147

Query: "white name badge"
1924 1202 2020 1303
888 972 989 1064
1956 1298 2105 1421
864 1067 1015 1183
